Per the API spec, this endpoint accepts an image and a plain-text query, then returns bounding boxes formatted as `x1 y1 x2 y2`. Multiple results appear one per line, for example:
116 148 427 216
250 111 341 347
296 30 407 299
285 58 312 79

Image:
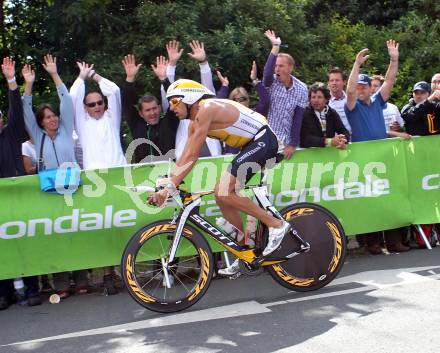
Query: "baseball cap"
357 74 371 85
413 81 431 93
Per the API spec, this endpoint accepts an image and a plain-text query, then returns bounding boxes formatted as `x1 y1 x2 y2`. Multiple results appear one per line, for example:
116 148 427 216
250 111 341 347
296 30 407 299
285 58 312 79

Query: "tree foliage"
1 0 439 116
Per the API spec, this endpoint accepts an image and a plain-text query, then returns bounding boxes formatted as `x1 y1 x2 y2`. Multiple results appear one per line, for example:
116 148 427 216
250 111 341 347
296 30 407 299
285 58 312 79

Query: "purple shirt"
263 53 308 146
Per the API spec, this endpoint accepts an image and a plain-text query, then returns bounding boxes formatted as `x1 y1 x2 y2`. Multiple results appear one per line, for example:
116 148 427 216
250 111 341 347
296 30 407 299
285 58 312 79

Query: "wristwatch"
252 79 261 86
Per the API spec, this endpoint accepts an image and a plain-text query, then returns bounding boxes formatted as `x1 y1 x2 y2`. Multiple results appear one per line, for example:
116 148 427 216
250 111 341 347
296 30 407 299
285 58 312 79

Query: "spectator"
263 29 308 160
345 41 410 254
121 54 179 163
219 61 270 117
220 61 270 154
371 75 405 133
300 82 349 148
328 67 352 135
401 81 440 136
431 73 440 93
22 55 89 299
22 138 37 174
21 138 55 293
166 40 222 159
70 62 126 170
70 62 127 295
0 57 41 309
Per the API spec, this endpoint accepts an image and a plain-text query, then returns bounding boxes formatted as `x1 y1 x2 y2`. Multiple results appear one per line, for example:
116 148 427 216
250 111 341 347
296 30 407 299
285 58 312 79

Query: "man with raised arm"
121 54 179 163
345 40 410 254
149 79 291 259
263 30 308 160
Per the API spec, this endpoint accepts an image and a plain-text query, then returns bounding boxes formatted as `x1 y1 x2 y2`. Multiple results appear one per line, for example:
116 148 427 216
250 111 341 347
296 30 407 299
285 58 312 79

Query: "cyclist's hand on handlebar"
148 189 169 207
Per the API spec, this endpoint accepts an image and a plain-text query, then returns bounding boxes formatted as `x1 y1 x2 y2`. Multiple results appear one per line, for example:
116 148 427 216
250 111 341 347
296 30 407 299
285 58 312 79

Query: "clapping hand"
122 54 141 82
42 54 58 75
264 30 281 46
188 40 206 63
151 56 168 81
76 61 94 80
166 40 183 66
22 64 35 84
1 57 16 81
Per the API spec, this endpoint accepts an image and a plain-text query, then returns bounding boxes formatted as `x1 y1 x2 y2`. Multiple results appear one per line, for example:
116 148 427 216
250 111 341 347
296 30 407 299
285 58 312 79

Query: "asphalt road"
1 246 440 353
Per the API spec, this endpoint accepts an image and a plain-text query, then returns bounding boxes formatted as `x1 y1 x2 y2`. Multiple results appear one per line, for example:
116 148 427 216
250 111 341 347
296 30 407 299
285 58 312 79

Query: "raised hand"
151 56 168 81
264 29 281 46
21 64 36 84
188 40 206 63
76 61 94 80
355 48 369 67
216 70 229 87
122 54 141 82
250 61 257 81
42 54 58 75
1 57 16 81
166 40 183 66
387 39 399 62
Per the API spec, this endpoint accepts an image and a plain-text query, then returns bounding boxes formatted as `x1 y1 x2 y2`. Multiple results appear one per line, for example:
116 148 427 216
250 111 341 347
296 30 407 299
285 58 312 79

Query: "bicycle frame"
166 179 310 268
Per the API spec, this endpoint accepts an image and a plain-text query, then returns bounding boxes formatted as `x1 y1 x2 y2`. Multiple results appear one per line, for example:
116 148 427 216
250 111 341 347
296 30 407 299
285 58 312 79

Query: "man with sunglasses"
70 62 127 295
149 79 291 259
70 62 126 171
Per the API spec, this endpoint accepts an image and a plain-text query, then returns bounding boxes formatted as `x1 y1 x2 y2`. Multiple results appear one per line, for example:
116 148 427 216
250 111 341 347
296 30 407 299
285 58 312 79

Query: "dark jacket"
401 98 440 136
121 79 179 163
0 88 27 178
300 105 350 148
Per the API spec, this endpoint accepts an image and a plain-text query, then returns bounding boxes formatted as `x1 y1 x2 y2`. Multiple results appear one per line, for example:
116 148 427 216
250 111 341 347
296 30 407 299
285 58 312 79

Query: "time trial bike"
121 169 346 313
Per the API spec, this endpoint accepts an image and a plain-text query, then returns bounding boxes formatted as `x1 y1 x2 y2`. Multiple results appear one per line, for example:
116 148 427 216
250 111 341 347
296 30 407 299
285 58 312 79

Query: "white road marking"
2 301 271 347
3 265 440 347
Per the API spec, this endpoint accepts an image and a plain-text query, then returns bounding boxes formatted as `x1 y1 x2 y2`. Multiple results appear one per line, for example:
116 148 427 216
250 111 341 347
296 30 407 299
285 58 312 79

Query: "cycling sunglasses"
85 100 104 108
169 97 183 109
233 96 248 103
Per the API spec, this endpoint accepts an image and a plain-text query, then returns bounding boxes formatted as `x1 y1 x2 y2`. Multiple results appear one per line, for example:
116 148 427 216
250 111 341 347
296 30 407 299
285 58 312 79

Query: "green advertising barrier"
1 136 439 280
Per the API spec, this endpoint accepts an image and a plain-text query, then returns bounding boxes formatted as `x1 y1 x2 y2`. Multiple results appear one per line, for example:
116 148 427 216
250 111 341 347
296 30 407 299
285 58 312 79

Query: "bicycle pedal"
229 272 242 280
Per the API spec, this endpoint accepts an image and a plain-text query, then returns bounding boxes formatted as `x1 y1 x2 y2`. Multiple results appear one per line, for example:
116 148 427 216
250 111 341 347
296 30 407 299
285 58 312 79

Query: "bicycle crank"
238 260 264 276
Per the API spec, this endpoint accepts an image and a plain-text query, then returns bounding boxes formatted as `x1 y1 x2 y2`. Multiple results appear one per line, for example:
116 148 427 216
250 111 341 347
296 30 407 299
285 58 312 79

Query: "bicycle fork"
162 198 202 288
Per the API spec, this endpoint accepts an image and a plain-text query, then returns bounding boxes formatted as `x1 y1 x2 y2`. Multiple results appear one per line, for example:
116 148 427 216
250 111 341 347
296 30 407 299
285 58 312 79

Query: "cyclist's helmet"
166 79 215 106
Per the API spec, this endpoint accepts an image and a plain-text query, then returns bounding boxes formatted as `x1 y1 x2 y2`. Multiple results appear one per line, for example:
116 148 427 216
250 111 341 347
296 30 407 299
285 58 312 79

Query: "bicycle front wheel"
267 203 346 292
122 220 214 313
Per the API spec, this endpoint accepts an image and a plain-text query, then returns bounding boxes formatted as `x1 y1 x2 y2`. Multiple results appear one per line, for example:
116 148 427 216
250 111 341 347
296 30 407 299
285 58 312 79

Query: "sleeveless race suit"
200 99 281 182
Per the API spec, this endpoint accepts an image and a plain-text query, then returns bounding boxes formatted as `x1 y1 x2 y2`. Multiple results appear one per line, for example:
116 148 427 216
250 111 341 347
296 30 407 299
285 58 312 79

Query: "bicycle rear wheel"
122 220 214 313
267 203 346 292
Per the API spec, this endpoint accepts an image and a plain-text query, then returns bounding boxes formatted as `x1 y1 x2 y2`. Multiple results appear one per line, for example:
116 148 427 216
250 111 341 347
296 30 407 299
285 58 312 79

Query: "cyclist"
148 79 291 268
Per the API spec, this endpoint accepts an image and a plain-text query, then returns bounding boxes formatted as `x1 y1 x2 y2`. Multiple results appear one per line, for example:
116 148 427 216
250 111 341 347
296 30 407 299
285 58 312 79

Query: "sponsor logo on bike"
271 265 315 287
0 205 136 239
326 221 343 273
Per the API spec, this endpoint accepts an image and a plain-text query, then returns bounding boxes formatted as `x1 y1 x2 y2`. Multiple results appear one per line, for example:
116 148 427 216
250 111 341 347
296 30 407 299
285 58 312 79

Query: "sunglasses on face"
85 100 104 108
233 96 248 102
169 97 183 109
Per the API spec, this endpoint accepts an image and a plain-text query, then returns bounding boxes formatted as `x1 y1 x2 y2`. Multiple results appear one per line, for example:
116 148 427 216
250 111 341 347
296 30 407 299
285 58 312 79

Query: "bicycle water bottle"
13 278 27 306
216 217 244 242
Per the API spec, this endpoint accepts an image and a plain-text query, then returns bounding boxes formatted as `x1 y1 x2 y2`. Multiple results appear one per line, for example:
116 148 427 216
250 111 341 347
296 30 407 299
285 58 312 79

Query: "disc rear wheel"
267 203 346 292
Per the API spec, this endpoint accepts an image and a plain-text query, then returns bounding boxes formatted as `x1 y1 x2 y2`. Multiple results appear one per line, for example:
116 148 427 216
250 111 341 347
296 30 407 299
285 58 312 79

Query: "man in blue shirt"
344 41 410 254
344 40 400 142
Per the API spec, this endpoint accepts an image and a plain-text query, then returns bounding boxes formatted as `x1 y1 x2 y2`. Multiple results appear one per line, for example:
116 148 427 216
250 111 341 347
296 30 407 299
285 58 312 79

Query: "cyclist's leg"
215 170 282 229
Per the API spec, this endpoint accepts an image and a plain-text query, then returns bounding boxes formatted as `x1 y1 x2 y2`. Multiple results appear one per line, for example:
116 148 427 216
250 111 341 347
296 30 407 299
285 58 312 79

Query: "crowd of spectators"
1 29 440 310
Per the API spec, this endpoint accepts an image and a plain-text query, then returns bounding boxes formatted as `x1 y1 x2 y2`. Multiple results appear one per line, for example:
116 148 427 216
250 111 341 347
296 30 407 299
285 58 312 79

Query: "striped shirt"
263 54 308 146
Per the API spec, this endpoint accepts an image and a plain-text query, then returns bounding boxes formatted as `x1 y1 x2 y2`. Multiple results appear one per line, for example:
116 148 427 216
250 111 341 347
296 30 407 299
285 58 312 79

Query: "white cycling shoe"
262 221 291 256
218 259 240 276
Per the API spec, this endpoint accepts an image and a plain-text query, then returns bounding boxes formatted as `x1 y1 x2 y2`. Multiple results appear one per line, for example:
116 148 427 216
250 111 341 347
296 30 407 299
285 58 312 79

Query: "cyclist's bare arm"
171 110 212 186
149 104 212 206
